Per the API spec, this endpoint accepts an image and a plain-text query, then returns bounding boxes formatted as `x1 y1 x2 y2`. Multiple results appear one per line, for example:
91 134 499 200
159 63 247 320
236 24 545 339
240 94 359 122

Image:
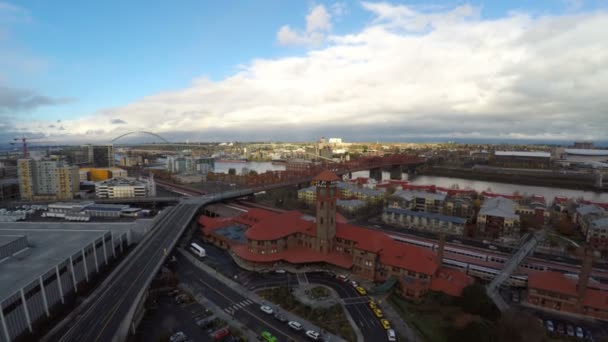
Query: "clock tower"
313 170 340 253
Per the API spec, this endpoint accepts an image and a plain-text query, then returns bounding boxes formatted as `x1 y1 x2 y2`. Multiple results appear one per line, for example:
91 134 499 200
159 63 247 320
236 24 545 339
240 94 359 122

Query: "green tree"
496 309 545 342
228 168 236 176
459 283 500 321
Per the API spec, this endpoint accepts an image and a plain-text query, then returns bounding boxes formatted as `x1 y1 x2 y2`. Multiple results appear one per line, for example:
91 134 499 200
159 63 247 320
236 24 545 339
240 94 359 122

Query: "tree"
228 168 236 176
248 170 258 176
459 283 500 321
496 309 545 342
556 216 575 236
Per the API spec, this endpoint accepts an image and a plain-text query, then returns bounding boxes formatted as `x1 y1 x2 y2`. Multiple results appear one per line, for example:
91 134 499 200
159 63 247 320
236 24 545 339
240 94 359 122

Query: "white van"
387 328 397 341
190 243 206 258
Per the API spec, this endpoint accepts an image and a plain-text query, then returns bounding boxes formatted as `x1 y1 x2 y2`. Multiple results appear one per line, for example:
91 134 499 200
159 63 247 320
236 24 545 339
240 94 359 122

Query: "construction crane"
10 136 30 158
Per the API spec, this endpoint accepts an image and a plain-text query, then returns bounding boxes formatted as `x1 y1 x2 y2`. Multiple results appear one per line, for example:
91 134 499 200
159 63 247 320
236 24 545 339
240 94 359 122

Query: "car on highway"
275 269 286 274
380 319 391 330
387 328 397 341
356 286 367 295
288 321 303 331
373 308 383 318
306 330 320 340
273 312 288 323
545 320 554 334
576 327 584 339
260 305 274 315
261 331 278 342
567 325 575 337
369 300 377 310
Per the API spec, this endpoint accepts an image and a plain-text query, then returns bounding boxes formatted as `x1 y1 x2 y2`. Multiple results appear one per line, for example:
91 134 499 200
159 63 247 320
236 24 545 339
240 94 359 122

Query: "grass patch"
388 292 462 342
257 287 356 342
307 286 330 300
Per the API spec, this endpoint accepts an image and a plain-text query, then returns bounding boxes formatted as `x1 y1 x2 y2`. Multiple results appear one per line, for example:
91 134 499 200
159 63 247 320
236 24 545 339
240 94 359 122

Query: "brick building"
201 171 472 300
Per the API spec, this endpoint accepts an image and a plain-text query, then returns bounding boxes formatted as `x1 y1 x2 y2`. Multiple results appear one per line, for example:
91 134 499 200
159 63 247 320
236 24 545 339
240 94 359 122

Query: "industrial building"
94 177 156 199
79 167 128 182
17 160 79 201
491 151 552 169
0 220 153 341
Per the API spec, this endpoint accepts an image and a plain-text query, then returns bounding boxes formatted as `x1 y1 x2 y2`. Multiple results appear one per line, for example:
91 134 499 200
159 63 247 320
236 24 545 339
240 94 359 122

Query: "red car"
213 328 230 341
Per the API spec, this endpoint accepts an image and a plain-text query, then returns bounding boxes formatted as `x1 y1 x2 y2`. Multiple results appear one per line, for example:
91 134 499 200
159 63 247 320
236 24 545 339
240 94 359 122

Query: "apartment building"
17 159 79 201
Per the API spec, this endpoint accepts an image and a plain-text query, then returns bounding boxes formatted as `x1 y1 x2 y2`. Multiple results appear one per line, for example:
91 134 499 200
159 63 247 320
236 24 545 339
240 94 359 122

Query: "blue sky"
1 1 607 143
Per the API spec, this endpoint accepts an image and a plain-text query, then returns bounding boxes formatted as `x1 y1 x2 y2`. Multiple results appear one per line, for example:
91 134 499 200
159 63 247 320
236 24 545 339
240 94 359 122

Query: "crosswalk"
223 298 255 315
296 272 309 285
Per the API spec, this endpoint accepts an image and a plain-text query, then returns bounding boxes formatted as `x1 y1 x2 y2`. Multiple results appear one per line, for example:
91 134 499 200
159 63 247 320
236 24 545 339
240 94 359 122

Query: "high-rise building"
17 159 79 201
92 145 114 167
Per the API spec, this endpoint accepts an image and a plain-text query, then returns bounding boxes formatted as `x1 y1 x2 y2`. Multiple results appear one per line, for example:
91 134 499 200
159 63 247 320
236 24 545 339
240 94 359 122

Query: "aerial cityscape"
1 1 607 342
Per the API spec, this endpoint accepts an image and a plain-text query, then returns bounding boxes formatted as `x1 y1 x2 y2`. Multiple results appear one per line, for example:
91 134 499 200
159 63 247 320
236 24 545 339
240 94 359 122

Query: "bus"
190 243 206 258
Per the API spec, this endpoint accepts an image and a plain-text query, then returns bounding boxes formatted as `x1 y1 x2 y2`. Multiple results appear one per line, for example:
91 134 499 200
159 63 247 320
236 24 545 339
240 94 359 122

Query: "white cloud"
18 2 608 143
277 4 332 46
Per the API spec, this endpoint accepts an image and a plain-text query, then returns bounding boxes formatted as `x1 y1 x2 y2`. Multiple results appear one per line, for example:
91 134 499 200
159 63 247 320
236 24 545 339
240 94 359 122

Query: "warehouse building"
491 151 552 169
0 221 150 341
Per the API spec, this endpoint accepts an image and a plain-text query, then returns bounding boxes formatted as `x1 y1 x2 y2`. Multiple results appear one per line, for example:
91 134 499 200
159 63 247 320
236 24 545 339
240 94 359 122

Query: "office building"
17 160 79 201
95 177 155 199
92 145 114 168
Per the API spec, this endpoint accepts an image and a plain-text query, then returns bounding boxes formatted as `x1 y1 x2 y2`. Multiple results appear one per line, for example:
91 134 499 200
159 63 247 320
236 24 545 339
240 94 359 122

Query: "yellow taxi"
373 308 383 318
380 319 391 330
356 286 367 295
368 300 377 310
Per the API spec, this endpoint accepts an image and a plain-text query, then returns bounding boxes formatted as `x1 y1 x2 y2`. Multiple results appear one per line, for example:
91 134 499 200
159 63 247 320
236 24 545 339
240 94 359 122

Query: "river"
214 162 608 202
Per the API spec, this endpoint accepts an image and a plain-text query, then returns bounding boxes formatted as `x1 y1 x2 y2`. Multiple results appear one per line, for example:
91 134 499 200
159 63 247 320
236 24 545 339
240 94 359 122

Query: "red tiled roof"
232 245 354 269
528 271 608 311
336 223 438 275
430 268 474 297
313 170 341 182
245 211 316 240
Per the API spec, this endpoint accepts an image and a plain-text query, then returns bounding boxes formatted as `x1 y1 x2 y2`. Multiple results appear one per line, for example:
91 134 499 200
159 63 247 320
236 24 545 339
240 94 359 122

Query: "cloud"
0 86 73 112
15 2 608 143
277 4 332 46
111 118 127 124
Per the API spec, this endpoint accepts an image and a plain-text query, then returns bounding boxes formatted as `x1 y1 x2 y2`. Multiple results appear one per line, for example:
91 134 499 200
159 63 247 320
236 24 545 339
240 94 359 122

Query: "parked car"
336 275 348 282
356 286 367 295
288 321 303 331
260 305 274 315
557 323 565 335
373 308 383 318
567 325 575 337
387 329 397 341
368 301 378 310
275 269 286 274
545 320 554 334
576 327 584 339
170 331 188 342
350 280 358 288
511 292 520 303
273 312 288 323
380 319 391 330
212 328 230 341
305 330 320 340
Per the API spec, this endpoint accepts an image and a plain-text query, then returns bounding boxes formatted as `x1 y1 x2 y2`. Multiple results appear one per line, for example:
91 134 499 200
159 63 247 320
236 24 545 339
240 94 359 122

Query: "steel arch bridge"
111 131 171 144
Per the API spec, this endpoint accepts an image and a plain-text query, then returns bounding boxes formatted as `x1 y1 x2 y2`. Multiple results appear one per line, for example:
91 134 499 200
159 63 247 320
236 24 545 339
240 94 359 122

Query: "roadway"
175 253 310 342
47 203 200 342
198 241 386 341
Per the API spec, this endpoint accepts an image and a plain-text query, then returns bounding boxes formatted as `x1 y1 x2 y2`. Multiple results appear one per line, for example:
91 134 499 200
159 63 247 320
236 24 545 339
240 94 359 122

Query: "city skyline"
1 1 608 143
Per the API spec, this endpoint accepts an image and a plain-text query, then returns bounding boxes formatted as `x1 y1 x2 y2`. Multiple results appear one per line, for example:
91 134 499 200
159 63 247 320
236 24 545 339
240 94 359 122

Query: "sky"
1 0 607 144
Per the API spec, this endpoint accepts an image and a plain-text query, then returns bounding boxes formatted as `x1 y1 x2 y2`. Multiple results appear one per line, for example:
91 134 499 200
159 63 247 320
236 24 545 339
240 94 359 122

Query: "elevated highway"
44 154 425 342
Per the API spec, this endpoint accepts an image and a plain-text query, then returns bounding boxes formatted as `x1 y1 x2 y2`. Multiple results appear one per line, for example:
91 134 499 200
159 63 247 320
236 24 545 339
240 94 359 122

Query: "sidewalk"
178 248 348 342
375 295 421 342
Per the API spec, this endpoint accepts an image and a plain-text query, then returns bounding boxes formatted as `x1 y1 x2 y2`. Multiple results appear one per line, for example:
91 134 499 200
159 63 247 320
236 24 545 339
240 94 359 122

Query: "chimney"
577 247 593 309
437 233 446 268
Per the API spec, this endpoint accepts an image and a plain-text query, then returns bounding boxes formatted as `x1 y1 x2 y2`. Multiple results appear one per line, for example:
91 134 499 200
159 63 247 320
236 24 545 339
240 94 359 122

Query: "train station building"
200 171 472 300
